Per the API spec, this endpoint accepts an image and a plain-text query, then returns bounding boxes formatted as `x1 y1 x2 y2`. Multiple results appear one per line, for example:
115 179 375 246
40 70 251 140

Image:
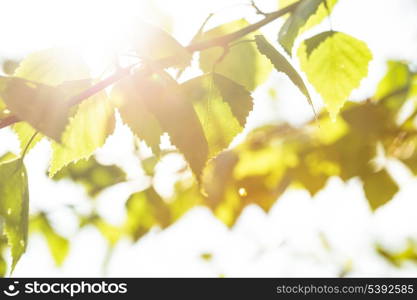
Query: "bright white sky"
1 0 417 277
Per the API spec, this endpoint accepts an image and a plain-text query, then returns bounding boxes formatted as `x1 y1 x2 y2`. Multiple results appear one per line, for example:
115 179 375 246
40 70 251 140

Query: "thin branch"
0 115 19 128
68 65 135 106
0 0 300 130
251 0 269 16
186 1 299 53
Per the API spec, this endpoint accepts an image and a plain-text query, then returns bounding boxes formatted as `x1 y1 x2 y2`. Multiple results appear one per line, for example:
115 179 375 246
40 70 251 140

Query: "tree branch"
0 0 300 130
186 1 299 53
0 115 19 129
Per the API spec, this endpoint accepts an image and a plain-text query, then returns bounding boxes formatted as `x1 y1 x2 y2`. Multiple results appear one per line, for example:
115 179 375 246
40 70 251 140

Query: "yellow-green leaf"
111 74 164 154
181 73 252 157
0 158 29 271
198 19 272 91
131 21 191 67
361 169 398 211
298 31 372 119
52 156 126 197
124 188 171 241
8 48 89 153
0 77 90 141
131 71 209 178
255 35 313 110
49 92 115 177
279 0 338 54
375 61 411 110
11 122 43 153
30 213 69 267
212 73 253 126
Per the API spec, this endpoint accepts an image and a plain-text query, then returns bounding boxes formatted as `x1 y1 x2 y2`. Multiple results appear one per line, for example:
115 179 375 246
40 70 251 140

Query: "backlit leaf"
8 48 89 153
124 188 170 241
0 236 7 277
298 31 372 119
377 240 417 267
111 74 164 154
212 73 253 126
279 0 338 54
198 19 272 91
180 73 252 157
30 213 69 267
361 169 398 211
49 92 115 177
255 35 313 111
132 71 209 178
376 61 411 110
0 77 90 141
131 21 191 67
0 158 29 270
52 156 126 197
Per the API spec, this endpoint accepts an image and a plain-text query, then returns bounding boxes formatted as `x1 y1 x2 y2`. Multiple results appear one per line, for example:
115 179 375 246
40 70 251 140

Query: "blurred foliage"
30 213 69 267
2 59 20 76
377 240 417 267
52 156 126 198
0 0 416 274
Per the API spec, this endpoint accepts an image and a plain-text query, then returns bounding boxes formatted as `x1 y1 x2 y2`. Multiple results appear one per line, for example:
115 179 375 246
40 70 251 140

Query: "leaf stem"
21 131 39 161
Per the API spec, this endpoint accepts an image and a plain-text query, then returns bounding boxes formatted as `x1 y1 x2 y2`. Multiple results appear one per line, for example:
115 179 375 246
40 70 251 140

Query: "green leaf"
0 158 29 271
376 240 417 267
52 156 126 197
124 188 170 241
302 30 335 58
0 152 17 163
0 77 90 141
203 134 295 226
111 74 164 154
49 91 115 177
198 19 272 91
255 35 313 111
409 75 417 100
131 21 191 67
132 71 209 178
298 31 372 119
375 61 411 110
212 73 253 126
181 73 252 157
361 169 398 211
169 179 202 222
31 213 69 267
124 180 200 242
8 48 90 153
279 0 338 55
85 215 121 246
11 123 43 154
203 151 239 211
0 236 7 277
13 48 89 85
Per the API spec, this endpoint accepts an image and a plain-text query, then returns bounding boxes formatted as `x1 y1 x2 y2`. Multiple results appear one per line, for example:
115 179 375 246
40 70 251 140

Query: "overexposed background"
1 0 417 276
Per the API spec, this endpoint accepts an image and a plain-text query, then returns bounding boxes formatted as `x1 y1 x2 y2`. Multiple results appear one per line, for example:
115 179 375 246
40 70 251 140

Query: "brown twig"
0 115 19 128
